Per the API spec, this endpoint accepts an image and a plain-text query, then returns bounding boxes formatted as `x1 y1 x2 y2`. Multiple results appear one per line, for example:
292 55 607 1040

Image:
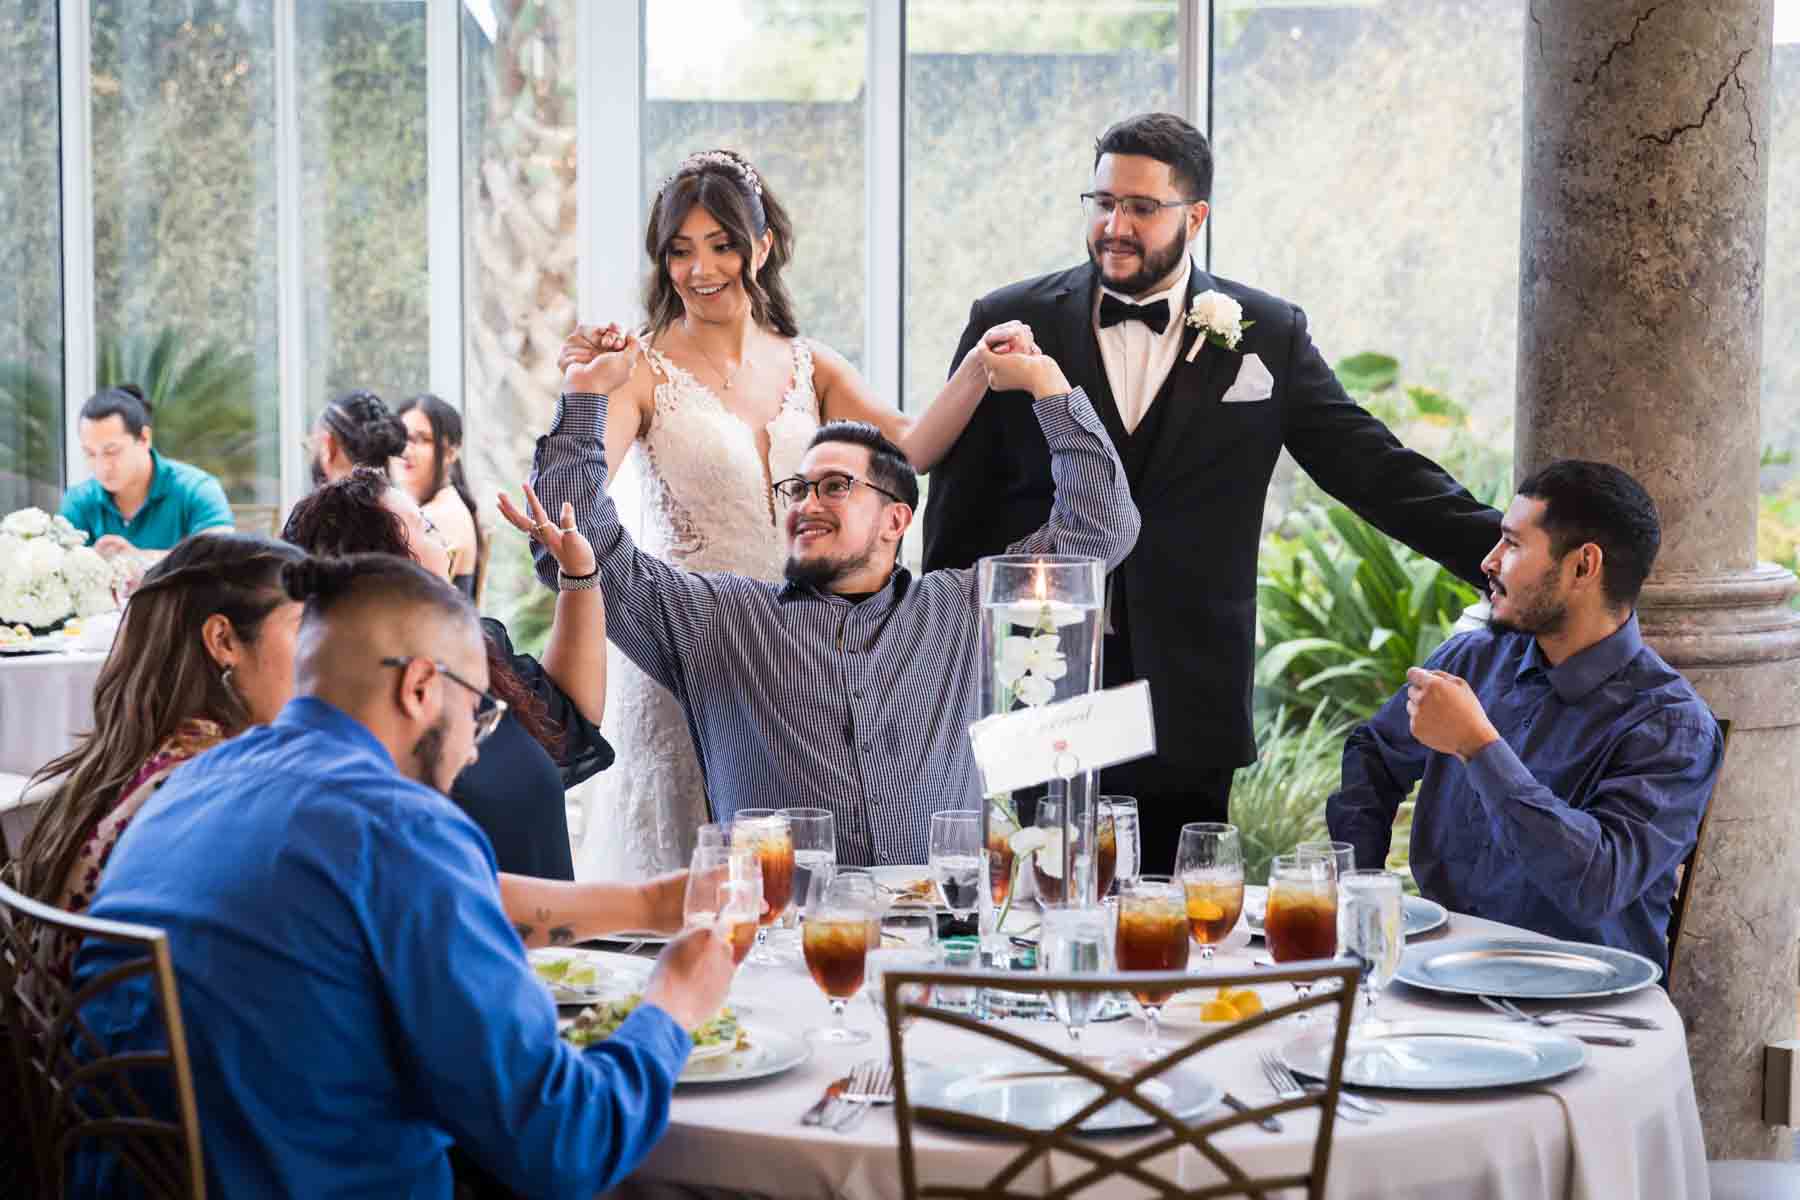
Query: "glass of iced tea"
1265 853 1339 1022
1175 823 1244 961
802 870 880 1045
1095 803 1119 900
1114 876 1191 1054
682 845 761 966
732 811 795 965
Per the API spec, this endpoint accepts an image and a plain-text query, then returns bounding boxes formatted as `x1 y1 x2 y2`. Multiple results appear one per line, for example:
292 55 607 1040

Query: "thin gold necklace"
686 325 748 392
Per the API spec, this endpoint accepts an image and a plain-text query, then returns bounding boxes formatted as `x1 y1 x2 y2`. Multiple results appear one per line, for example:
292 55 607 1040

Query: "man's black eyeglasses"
380 656 508 743
771 472 904 508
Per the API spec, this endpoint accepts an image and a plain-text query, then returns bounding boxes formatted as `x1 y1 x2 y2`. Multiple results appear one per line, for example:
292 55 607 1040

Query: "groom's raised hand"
559 322 641 395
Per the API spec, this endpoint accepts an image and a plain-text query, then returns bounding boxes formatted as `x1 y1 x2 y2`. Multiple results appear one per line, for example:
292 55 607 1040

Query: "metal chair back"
882 961 1360 1200
0 877 205 1198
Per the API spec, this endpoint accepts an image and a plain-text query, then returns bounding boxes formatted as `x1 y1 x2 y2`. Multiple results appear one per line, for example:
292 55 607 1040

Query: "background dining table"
603 909 1706 1200
0 647 107 780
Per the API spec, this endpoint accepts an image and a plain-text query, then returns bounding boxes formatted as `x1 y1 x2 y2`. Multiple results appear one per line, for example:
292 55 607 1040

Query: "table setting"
560 808 1704 1200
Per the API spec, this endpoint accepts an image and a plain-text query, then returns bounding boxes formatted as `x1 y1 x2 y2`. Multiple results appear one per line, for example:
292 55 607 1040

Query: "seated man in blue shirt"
73 552 736 1198
59 384 234 561
1328 460 1723 969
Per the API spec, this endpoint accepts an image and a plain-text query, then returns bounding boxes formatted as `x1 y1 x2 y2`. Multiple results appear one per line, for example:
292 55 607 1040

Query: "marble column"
1518 0 1800 1159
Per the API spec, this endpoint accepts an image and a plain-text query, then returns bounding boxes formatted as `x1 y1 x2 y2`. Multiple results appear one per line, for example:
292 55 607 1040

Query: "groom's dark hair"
1094 112 1213 203
808 421 919 510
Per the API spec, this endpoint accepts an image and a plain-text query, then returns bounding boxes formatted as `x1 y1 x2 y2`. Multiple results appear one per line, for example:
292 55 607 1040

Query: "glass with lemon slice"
1175 823 1244 961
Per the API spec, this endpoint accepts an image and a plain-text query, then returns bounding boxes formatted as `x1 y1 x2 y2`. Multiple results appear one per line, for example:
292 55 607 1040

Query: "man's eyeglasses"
771 472 904 508
1080 192 1192 222
380 656 508 743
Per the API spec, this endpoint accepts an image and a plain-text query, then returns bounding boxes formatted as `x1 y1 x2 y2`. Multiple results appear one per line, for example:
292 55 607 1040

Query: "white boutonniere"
1184 290 1253 362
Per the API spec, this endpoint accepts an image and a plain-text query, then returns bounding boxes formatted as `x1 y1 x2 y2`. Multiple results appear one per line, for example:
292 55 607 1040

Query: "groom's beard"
1088 222 1188 298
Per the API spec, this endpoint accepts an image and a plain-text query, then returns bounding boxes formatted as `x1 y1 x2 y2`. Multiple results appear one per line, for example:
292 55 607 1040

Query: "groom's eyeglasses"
1080 192 1191 222
380 656 509 743
772 472 904 508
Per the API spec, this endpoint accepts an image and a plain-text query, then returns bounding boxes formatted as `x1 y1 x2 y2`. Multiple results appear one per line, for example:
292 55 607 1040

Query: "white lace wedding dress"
574 339 822 881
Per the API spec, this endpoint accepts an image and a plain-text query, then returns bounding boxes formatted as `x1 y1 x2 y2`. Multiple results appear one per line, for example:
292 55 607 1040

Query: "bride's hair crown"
659 149 763 199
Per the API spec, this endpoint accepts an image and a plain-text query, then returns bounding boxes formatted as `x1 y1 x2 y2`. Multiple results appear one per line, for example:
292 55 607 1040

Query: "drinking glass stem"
1144 1006 1162 1050
1291 982 1313 1024
831 997 848 1033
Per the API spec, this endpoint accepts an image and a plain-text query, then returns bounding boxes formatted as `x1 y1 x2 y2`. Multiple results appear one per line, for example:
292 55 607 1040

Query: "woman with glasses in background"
394 392 486 601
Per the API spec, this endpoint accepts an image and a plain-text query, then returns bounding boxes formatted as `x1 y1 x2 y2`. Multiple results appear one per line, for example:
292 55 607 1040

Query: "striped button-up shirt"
531 388 1139 866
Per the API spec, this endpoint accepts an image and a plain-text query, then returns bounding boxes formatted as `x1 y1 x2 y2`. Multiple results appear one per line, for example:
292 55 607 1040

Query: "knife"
1223 1091 1282 1133
801 1075 850 1125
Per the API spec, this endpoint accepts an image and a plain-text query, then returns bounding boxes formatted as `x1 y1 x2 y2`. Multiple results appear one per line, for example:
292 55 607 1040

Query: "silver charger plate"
1243 887 1447 940
677 1024 810 1086
908 1059 1222 1134
1394 936 1661 1000
1282 1019 1587 1092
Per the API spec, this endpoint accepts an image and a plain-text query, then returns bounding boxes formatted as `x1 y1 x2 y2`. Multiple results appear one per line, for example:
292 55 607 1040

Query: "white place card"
968 680 1156 794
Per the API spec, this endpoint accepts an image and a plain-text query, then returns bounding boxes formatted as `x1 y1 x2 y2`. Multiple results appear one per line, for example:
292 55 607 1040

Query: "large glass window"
904 1 1181 410
1210 0 1524 432
462 0 578 625
297 0 430 417
90 0 280 503
0 0 63 514
644 0 868 372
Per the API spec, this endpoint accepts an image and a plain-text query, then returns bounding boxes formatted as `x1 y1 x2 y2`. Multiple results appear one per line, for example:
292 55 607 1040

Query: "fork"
830 1060 894 1132
1262 1051 1386 1117
1477 996 1636 1046
1530 1006 1661 1031
1258 1052 1368 1123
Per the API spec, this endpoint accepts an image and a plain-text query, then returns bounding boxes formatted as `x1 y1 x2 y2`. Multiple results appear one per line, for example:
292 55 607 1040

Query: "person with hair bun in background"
394 393 485 599
58 383 234 561
307 389 408 487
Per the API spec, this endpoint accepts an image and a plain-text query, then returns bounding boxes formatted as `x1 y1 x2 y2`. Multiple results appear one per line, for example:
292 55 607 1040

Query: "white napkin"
1221 352 1274 403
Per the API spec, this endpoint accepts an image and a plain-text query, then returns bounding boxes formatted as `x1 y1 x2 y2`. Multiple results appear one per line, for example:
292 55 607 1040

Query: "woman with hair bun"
556 147 1032 881
307 389 408 487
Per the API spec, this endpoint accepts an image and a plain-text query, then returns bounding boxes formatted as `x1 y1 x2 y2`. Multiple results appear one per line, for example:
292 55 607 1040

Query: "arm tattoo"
548 926 575 946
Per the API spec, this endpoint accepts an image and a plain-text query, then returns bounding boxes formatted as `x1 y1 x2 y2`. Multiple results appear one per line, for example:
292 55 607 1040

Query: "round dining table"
606 909 1706 1200
0 648 107 779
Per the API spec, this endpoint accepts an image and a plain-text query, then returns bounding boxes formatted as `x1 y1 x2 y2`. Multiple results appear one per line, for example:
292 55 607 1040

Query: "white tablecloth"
611 913 1707 1200
0 650 107 777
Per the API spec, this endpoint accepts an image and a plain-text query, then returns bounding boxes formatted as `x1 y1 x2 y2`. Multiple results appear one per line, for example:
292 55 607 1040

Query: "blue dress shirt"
71 697 690 1199
1327 615 1723 969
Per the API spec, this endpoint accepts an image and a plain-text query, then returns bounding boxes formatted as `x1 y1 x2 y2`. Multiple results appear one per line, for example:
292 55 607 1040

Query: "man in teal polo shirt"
59 384 234 560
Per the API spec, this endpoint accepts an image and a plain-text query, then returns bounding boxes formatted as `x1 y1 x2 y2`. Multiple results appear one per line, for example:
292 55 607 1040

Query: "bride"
559 148 1027 880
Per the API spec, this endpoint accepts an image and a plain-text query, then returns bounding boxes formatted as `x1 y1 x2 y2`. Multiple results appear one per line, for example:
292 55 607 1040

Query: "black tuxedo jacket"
922 262 1502 769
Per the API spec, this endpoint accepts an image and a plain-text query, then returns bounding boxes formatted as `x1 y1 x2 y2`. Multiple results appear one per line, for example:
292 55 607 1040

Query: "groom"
923 112 1502 873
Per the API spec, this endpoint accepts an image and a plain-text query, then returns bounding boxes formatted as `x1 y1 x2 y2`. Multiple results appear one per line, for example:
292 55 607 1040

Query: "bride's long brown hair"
643 149 799 339
12 533 303 905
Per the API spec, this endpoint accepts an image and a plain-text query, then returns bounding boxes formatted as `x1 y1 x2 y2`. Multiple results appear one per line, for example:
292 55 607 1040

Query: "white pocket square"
1221 352 1274 403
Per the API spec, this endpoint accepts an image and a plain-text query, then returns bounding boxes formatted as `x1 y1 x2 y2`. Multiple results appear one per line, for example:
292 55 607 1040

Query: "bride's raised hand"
561 322 641 395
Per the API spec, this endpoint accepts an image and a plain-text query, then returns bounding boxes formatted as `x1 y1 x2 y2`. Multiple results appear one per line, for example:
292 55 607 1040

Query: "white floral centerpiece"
0 508 128 634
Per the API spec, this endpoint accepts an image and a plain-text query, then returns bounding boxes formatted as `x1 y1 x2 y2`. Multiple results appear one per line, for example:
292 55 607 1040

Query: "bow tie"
1098 293 1170 335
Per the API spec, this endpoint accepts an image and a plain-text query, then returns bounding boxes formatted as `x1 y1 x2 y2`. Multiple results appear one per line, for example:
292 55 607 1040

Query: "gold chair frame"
883 961 1360 1200
0 878 205 1199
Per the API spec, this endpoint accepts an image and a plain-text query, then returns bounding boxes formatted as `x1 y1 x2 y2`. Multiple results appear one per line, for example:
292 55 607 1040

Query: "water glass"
1100 796 1140 894
867 945 940 1035
1039 905 1110 1044
1340 869 1403 1027
801 870 879 1045
880 901 939 950
936 938 980 1014
781 807 836 923
928 809 982 920
1174 822 1244 961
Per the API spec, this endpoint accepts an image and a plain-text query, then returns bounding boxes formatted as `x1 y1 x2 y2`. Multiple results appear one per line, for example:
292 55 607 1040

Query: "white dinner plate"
677 1024 810 1085
530 947 650 1004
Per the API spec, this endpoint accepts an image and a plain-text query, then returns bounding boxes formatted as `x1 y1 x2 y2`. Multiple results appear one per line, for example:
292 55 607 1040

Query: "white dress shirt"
1093 254 1192 435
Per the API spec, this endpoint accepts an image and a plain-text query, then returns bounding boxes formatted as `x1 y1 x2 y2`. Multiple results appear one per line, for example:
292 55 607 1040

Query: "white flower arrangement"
0 508 127 631
995 631 1068 708
1184 289 1254 361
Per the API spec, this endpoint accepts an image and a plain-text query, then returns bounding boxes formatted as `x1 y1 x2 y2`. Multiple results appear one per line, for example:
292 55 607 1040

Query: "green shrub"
1229 704 1354 886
